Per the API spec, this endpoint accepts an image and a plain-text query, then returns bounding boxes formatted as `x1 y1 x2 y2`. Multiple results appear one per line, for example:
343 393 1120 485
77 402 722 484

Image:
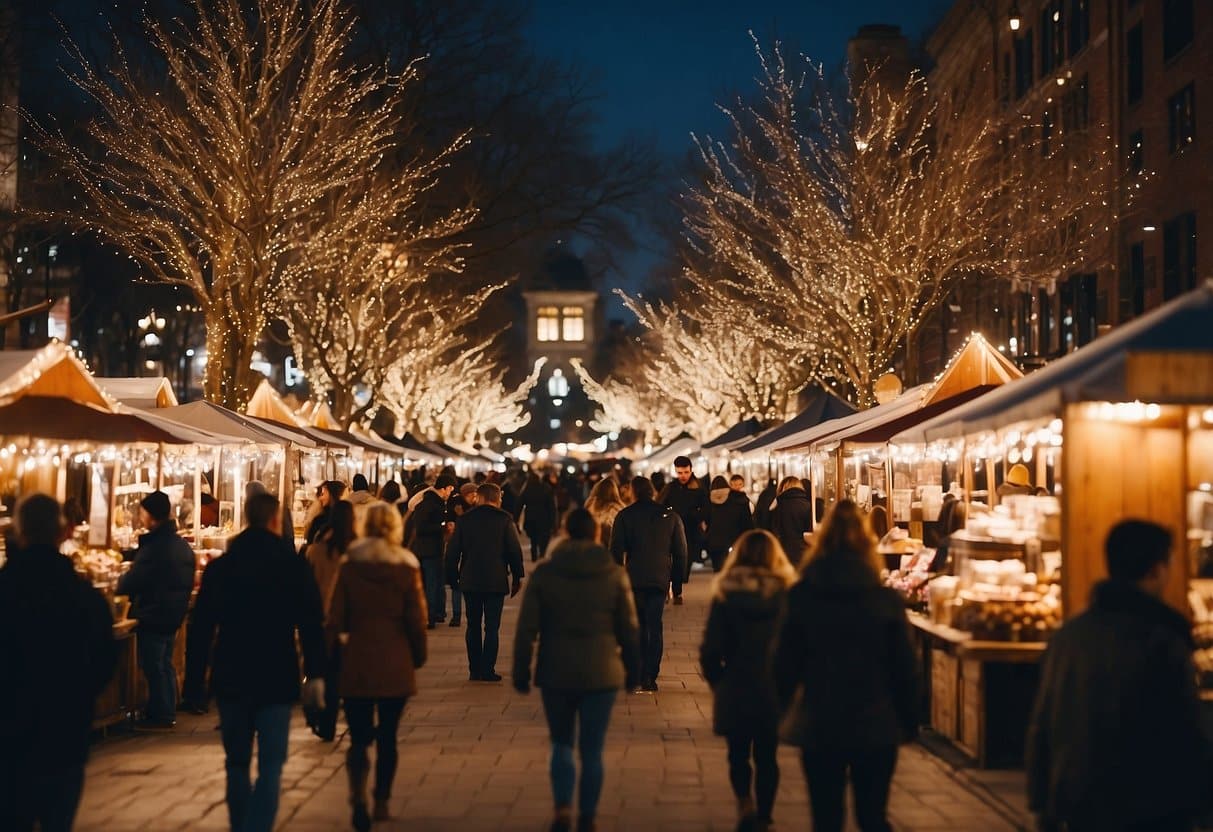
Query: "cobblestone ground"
76 565 1030 831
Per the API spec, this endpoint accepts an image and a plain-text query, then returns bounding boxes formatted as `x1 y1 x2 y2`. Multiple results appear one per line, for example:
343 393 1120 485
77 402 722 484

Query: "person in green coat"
513 509 641 832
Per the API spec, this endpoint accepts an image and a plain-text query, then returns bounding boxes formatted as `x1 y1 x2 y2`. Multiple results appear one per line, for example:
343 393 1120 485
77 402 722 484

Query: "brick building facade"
905 0 1210 380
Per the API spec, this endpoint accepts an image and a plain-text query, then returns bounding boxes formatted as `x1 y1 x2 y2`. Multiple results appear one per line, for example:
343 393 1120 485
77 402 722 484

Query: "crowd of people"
0 456 1209 832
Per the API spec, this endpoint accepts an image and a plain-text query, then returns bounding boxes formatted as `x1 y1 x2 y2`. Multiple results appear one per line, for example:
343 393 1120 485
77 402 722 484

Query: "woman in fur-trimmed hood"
699 529 796 832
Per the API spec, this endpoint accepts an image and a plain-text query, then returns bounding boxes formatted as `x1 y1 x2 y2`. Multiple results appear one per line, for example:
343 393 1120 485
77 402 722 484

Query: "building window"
1122 241 1146 319
1060 273 1097 352
1163 0 1194 62
1162 212 1197 299
1126 24 1143 105
1015 31 1034 100
1127 129 1144 175
536 306 560 342
1061 74 1089 131
1067 0 1089 56
1040 2 1064 78
560 307 584 342
1168 83 1196 153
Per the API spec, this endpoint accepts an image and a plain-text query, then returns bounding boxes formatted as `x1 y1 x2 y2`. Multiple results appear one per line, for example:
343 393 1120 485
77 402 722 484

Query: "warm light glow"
537 307 560 342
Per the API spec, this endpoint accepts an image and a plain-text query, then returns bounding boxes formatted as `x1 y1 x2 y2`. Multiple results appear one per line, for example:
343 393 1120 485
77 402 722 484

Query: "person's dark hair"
477 482 502 504
804 499 881 580
63 497 87 527
435 473 459 490
631 476 655 502
729 474 744 485
473 471 487 485
711 475 728 490
351 473 370 493
378 480 402 503
322 480 346 501
650 471 666 492
1105 520 1172 582
244 493 281 529
326 501 356 556
565 508 598 541
16 494 64 547
673 455 692 469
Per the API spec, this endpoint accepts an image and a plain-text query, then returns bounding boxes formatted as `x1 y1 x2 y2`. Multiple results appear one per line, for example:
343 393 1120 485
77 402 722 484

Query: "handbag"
778 686 808 746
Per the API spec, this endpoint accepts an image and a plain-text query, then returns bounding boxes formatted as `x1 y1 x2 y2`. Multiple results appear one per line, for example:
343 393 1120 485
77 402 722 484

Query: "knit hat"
435 473 458 490
140 491 172 523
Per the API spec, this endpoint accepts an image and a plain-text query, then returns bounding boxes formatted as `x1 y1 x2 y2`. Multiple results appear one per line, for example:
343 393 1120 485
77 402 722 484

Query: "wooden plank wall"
1061 404 1189 616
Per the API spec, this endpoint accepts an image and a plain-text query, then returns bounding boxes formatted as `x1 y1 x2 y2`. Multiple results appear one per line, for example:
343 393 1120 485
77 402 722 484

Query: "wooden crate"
958 659 983 761
930 648 958 740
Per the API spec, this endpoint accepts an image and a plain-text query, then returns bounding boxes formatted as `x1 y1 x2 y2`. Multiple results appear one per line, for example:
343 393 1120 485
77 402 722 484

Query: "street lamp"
1008 3 1022 31
138 310 166 375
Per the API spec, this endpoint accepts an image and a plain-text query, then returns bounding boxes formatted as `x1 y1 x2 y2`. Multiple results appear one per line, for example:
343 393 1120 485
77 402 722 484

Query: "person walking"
706 475 754 572
518 471 558 562
0 495 117 832
584 477 626 549
305 480 347 546
700 529 796 832
304 500 357 742
405 473 457 629
1027 520 1208 832
513 508 640 832
610 477 687 692
445 483 525 681
773 499 917 832
753 478 777 530
661 455 708 589
345 473 377 534
115 490 195 731
327 502 428 831
184 493 326 832
769 476 813 566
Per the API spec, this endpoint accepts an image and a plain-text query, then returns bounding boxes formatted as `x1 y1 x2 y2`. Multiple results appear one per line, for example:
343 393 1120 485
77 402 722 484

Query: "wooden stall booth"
891 282 1213 766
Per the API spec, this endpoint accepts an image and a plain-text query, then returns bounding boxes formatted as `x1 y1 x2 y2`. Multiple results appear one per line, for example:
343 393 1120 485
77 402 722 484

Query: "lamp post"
137 309 166 376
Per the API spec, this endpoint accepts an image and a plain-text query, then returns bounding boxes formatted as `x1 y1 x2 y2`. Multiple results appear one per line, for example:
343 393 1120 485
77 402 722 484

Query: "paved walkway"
76 566 1030 831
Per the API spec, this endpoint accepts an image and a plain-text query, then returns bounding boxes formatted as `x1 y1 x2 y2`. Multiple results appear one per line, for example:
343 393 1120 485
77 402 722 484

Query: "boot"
576 816 597 832
347 746 371 832
549 806 573 832
737 796 756 822
373 798 391 821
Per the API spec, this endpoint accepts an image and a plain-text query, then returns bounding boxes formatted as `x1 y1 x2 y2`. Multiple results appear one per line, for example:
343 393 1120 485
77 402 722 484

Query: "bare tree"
30 0 471 408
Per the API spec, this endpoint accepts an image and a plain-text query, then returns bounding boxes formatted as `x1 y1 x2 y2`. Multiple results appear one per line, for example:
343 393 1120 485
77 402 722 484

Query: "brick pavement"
75 565 1030 831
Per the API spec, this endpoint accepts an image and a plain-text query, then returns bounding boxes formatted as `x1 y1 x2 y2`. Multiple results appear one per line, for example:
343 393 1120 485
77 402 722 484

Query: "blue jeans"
138 631 177 723
462 592 505 676
633 589 667 684
541 688 618 818
450 587 463 621
218 701 292 832
420 558 445 622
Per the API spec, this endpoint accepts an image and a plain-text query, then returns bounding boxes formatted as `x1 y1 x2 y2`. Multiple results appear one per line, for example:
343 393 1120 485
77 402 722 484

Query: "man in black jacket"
0 495 117 832
661 455 708 598
117 490 196 730
611 477 688 692
408 473 457 628
1027 520 1208 832
770 476 813 566
184 493 326 832
445 483 525 682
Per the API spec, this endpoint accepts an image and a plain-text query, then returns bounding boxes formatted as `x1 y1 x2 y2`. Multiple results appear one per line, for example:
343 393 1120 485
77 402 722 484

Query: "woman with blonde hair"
327 501 428 830
773 500 917 832
584 477 626 548
699 529 797 832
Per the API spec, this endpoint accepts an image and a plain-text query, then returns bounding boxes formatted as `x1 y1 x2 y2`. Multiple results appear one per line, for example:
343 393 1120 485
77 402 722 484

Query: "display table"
909 614 1044 768
93 618 138 733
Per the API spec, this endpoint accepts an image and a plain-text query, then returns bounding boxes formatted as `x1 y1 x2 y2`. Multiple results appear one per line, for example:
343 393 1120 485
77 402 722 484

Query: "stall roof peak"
923 333 1023 407
0 341 116 411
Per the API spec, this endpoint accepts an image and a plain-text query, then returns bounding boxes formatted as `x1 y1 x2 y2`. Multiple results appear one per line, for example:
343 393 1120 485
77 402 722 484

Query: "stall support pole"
193 466 202 544
55 458 67 503
156 443 165 490
232 450 243 531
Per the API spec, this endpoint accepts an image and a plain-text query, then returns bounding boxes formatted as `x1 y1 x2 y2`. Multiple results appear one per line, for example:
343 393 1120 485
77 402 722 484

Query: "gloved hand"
302 677 325 710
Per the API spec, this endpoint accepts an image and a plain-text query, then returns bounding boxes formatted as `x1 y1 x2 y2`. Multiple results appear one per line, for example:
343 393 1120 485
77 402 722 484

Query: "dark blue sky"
525 0 951 157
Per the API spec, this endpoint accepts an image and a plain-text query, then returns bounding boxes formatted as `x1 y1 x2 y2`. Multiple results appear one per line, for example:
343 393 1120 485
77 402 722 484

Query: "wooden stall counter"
93 618 138 733
908 613 1044 768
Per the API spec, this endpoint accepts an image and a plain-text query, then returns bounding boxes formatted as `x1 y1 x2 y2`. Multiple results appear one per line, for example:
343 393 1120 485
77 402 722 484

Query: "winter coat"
513 539 640 691
184 527 326 706
327 537 428 699
705 489 754 554
753 483 777 530
609 498 689 593
407 489 448 560
304 535 346 616
699 566 787 737
1027 580 1208 828
344 489 377 536
444 504 525 594
116 520 196 635
770 487 813 565
662 479 708 543
0 545 117 768
773 553 918 750
518 480 558 536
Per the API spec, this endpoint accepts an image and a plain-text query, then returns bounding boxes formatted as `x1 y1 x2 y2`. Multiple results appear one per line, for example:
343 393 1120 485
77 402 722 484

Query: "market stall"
701 417 769 478
733 389 856 497
632 432 700 474
890 283 1213 766
98 377 179 409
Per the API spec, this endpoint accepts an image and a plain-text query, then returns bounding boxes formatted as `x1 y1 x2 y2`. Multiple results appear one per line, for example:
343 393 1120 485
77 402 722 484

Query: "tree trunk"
203 309 259 411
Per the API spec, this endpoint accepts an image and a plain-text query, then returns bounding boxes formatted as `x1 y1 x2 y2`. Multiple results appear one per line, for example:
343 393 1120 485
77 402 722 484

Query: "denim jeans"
343 697 407 801
462 592 505 677
218 701 292 832
800 745 898 832
138 630 177 723
1 763 84 832
541 688 618 818
419 557 445 622
633 589 667 684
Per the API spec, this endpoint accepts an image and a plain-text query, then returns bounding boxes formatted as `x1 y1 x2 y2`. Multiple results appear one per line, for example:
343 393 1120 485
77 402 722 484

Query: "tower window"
537 306 560 342
561 307 585 341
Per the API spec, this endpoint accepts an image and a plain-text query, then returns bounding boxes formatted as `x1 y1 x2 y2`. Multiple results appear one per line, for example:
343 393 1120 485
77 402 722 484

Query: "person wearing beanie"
117 490 196 730
346 473 377 536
